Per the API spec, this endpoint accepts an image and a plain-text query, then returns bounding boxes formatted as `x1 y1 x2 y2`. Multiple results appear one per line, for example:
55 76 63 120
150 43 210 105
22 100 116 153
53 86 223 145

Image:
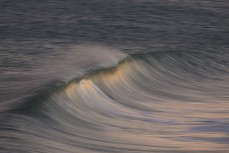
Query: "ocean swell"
1 48 229 152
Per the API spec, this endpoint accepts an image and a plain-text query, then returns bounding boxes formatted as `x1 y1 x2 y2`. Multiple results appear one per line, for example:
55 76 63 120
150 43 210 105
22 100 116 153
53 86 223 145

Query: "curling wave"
1 49 229 152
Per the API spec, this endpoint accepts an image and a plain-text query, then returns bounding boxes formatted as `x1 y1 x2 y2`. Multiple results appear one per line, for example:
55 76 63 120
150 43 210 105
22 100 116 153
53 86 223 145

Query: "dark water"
1 0 229 152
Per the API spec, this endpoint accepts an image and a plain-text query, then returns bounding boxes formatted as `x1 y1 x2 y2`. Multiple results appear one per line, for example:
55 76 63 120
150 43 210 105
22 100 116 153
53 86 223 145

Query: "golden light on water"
62 59 229 152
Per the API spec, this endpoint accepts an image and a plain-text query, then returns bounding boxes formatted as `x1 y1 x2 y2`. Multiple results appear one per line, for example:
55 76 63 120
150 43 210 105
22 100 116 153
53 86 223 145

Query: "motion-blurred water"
0 0 229 152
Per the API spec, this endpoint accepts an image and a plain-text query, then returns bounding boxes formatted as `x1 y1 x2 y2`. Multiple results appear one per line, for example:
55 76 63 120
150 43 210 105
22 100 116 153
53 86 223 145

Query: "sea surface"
0 0 229 152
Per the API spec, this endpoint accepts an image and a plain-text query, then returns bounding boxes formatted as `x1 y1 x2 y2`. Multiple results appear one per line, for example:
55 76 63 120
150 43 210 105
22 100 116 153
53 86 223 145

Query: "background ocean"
0 0 229 152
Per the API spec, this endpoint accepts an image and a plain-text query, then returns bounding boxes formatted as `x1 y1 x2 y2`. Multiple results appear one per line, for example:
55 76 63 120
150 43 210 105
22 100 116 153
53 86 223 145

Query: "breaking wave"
1 47 229 152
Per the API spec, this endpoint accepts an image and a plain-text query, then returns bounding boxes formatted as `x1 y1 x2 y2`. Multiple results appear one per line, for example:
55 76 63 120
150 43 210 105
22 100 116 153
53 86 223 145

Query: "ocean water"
0 0 229 152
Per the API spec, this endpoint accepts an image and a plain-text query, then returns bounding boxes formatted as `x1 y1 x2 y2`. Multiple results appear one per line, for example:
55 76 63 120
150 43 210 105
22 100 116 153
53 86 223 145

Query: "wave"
1 47 229 152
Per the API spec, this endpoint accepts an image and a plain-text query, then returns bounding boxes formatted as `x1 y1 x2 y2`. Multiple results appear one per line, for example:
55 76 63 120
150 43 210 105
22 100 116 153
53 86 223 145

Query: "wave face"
1 46 229 153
